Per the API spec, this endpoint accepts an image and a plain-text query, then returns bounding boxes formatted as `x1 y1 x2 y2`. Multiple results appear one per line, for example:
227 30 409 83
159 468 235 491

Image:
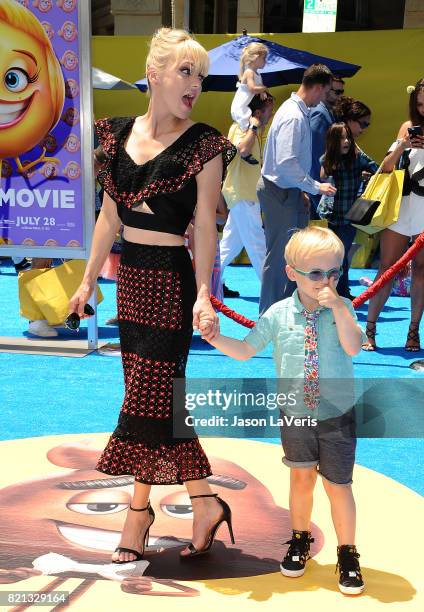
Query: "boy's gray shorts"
280 408 357 485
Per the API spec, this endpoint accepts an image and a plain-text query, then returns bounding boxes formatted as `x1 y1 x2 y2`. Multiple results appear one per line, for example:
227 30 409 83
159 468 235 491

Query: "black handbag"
345 197 381 225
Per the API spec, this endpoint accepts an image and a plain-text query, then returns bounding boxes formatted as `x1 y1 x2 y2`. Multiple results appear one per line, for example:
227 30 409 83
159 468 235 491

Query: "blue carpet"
0 260 423 495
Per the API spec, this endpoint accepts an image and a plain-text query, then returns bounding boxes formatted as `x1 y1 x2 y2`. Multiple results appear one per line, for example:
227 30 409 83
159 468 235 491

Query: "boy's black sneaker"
336 545 364 595
280 530 314 577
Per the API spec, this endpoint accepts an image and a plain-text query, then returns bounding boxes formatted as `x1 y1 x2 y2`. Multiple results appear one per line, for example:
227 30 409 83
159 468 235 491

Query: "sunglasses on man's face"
331 88 344 95
356 119 370 129
293 267 343 282
65 304 95 331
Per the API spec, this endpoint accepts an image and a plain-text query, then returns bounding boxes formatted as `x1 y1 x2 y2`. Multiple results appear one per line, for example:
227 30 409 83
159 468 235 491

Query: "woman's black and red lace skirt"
96 240 212 484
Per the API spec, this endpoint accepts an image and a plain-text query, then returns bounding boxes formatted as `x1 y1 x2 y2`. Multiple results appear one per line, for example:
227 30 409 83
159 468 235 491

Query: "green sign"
303 0 338 32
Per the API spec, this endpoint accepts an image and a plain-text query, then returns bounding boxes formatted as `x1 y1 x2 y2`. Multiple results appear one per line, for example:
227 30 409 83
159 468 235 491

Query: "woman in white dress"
363 79 424 351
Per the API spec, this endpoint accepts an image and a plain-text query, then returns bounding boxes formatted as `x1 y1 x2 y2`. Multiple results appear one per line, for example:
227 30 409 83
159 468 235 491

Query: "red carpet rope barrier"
211 230 424 328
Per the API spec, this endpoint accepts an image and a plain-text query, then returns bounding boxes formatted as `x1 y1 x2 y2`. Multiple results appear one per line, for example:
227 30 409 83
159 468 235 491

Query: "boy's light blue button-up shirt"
244 289 359 379
244 290 363 417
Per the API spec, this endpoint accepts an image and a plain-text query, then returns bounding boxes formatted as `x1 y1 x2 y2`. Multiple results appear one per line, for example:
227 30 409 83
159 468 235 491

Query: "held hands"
319 182 337 196
193 295 220 341
317 277 344 310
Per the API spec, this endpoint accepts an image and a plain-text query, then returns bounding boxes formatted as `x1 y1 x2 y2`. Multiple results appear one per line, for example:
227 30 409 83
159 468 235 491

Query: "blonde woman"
70 28 236 563
231 42 268 163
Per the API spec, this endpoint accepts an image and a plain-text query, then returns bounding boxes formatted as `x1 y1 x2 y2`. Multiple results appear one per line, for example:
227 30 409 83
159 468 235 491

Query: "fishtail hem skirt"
96 240 212 485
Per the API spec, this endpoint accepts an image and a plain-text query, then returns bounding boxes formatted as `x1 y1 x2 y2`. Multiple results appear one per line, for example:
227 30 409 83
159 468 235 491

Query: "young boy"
201 226 365 595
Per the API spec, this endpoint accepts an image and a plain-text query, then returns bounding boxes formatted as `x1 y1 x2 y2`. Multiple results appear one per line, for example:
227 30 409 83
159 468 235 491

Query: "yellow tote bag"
18 268 50 321
353 169 404 235
19 260 103 325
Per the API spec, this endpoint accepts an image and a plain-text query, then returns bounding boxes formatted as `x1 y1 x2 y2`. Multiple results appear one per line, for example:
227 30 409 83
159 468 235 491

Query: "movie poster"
0 0 91 253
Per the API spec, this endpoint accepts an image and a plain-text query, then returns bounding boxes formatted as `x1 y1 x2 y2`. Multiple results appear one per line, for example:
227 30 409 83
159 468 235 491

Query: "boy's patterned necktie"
301 309 323 410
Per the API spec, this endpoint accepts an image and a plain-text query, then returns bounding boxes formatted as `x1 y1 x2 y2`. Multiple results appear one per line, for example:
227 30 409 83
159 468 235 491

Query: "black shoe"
223 283 239 298
180 493 235 559
241 154 259 165
280 530 314 577
112 501 155 564
336 544 364 595
14 258 32 273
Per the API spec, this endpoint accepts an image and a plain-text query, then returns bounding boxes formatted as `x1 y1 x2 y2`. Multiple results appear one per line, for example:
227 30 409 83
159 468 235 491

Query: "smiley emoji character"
63 160 80 179
58 20 77 42
57 0 77 12
33 0 53 13
60 50 78 71
40 133 57 154
40 21 55 40
61 107 79 126
63 133 80 153
64 78 79 99
39 160 59 178
0 159 12 178
0 0 64 175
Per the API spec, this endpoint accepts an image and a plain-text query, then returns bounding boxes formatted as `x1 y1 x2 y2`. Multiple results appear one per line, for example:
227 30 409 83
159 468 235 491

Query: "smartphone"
407 125 423 138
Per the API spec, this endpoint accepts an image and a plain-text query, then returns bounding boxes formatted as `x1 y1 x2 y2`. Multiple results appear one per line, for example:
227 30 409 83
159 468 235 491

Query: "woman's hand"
409 133 424 149
193 295 219 340
69 282 95 318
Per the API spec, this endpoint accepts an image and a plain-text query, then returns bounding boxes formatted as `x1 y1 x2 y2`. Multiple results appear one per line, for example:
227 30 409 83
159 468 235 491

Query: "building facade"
91 0 424 35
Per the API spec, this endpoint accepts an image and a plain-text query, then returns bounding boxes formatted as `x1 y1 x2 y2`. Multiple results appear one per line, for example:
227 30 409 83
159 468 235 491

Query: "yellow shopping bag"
351 230 380 268
18 268 49 321
19 260 103 325
353 169 404 235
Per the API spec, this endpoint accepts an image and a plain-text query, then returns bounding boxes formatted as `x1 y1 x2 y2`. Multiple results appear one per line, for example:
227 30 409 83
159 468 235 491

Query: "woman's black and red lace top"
95 117 236 236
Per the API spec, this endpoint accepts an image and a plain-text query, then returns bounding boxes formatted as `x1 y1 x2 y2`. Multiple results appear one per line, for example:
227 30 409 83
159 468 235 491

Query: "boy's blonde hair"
284 226 344 268
0 0 64 130
239 42 268 79
146 28 209 86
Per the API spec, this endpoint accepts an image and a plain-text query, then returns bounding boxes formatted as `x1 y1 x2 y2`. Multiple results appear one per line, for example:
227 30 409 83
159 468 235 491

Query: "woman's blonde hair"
146 28 209 88
285 226 344 268
239 42 268 79
0 0 65 130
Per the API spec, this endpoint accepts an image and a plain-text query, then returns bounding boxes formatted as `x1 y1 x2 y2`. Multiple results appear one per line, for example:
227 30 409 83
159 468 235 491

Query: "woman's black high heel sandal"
180 493 235 559
362 320 377 351
405 321 421 352
112 501 155 564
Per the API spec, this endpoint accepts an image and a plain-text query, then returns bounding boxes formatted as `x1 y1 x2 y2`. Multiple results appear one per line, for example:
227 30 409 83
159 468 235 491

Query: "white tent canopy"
92 67 136 90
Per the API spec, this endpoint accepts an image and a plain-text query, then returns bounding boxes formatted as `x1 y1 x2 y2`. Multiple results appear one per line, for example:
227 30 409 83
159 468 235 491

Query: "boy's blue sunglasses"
293 267 343 282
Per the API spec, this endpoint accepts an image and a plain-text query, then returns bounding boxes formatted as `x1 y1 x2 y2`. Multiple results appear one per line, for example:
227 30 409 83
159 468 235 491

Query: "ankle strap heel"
181 493 235 560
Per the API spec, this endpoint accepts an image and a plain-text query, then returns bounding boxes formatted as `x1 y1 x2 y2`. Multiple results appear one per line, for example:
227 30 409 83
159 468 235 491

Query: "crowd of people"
6 27 424 597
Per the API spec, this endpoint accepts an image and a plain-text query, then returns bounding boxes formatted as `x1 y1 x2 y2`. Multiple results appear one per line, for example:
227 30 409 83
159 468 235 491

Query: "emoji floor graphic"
0 435 422 610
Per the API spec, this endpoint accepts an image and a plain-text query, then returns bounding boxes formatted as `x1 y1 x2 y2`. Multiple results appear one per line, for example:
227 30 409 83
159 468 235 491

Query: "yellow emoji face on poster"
0 0 64 163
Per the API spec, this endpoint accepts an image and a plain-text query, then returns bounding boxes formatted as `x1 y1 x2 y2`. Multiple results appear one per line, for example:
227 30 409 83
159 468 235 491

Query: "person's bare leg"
322 479 356 544
111 481 152 563
180 478 226 556
406 237 424 350
363 229 409 349
289 467 318 530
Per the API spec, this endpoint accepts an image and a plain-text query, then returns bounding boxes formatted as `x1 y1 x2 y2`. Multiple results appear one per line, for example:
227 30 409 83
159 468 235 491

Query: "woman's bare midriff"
123 226 185 246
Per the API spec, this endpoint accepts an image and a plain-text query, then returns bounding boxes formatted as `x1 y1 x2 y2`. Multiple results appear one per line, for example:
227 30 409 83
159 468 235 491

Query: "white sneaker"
28 320 58 337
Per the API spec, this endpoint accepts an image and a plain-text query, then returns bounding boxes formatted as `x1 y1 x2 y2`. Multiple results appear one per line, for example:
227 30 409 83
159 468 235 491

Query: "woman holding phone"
363 79 424 351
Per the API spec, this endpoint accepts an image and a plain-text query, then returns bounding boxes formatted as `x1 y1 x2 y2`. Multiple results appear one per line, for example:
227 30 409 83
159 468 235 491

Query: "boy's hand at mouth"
317 276 345 310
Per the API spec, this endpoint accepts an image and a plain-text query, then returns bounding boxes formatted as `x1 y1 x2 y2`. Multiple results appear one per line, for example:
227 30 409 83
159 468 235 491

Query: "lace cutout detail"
132 201 155 214
95 118 236 210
